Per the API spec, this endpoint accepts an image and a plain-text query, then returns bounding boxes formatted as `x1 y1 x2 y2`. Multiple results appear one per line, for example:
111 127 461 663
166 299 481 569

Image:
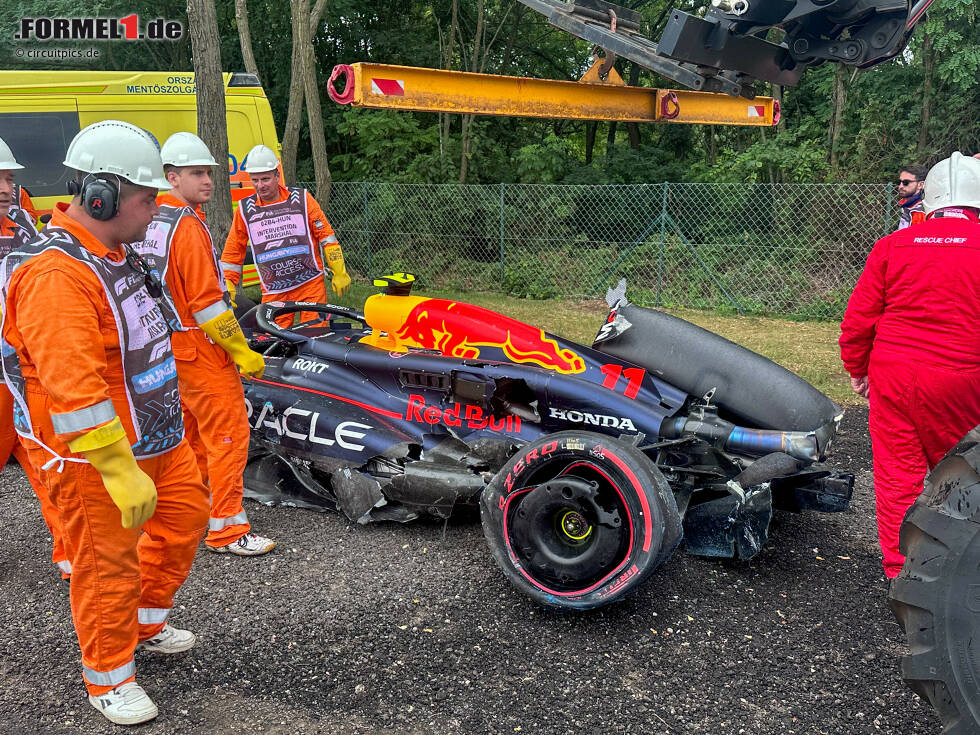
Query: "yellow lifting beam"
328 62 779 127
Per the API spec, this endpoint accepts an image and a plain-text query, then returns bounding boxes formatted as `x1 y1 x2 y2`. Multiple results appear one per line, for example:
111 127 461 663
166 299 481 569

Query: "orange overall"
0 388 69 575
3 204 209 696
220 185 337 325
157 193 252 548
15 185 38 223
0 215 68 575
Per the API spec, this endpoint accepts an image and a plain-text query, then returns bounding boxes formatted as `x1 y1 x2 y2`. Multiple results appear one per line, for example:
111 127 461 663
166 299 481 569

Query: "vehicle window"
106 108 196 148
0 111 80 197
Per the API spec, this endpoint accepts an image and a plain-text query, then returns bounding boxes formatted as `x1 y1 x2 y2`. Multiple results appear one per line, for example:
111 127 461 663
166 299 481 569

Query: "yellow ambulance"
0 70 281 287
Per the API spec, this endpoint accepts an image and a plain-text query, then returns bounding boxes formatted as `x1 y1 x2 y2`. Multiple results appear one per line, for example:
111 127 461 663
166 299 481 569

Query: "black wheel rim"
505 458 630 594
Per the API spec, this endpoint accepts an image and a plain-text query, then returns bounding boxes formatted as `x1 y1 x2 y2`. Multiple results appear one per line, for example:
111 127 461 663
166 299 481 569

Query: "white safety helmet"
63 120 170 189
160 131 218 167
243 144 279 173
0 136 24 170
923 151 980 214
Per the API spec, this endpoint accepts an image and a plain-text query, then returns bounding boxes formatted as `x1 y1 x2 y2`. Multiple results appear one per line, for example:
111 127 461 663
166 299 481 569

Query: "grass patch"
245 283 853 406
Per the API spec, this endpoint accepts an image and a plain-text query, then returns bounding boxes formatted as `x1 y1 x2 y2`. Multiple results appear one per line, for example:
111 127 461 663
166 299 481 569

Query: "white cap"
161 131 218 167
0 136 24 170
243 144 279 173
63 120 170 189
924 152 980 214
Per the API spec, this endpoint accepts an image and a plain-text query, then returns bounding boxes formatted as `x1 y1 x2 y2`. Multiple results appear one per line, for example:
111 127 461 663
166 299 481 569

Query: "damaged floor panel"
244 432 506 525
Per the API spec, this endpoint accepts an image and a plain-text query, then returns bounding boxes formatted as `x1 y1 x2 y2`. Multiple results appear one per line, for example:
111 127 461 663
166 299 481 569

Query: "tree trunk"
281 0 329 182
827 63 848 179
498 5 524 74
441 0 460 163
187 0 233 246
300 1 331 205
234 0 259 76
106 38 117 69
459 115 473 184
626 63 641 150
459 0 485 184
585 122 597 165
917 31 933 154
760 127 775 183
606 120 618 156
706 125 716 167
281 36 304 182
774 84 785 133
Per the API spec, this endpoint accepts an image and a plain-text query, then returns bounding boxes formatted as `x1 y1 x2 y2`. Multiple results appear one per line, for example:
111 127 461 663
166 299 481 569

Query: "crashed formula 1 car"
237 275 854 610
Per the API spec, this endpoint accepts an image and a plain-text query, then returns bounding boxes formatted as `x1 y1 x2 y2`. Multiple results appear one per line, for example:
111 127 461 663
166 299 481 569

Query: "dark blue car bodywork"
238 297 853 565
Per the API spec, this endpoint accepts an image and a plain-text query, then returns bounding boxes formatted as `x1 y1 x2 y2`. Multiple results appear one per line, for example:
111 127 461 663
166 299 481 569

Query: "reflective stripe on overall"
239 187 321 294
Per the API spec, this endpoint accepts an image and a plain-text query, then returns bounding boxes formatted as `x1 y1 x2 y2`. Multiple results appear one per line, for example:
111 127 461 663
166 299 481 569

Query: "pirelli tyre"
480 431 682 611
888 426 980 734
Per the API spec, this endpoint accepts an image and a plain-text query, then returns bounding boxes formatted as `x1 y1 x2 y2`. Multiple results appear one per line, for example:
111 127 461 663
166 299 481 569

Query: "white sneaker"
88 681 158 725
136 623 196 654
209 532 276 556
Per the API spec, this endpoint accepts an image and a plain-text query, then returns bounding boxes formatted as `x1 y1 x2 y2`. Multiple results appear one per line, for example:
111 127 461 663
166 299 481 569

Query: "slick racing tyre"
889 425 980 734
481 431 682 611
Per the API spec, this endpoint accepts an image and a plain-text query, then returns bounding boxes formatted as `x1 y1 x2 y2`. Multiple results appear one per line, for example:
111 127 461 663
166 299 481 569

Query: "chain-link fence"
308 182 897 319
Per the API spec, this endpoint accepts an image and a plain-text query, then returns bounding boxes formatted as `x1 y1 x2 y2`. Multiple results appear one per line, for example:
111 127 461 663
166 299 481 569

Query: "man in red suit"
840 152 980 578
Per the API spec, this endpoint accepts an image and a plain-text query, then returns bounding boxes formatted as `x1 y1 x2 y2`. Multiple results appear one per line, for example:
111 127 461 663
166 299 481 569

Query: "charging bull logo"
396 299 585 374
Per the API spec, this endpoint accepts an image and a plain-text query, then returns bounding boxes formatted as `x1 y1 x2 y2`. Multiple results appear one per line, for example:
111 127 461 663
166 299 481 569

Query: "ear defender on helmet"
80 175 120 221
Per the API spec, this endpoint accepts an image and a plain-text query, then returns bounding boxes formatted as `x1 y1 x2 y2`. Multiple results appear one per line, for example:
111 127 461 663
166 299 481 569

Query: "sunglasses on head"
898 178 918 186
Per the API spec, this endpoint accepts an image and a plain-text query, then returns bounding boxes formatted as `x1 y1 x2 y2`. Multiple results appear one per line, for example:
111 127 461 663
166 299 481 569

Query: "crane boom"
328 0 930 122
328 61 778 126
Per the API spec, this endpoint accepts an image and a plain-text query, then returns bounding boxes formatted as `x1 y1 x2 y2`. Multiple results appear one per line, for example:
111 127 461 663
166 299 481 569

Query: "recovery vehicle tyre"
481 431 681 611
889 426 980 734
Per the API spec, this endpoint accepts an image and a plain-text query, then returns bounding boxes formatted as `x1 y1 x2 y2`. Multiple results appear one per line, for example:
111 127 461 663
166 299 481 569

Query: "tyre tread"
889 439 980 734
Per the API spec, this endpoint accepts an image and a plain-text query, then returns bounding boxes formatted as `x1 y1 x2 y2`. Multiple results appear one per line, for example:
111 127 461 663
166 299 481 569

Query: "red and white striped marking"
371 78 405 96
747 105 766 118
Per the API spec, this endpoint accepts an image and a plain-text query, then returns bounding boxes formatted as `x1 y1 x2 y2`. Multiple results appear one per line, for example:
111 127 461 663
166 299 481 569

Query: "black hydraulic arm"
518 0 929 97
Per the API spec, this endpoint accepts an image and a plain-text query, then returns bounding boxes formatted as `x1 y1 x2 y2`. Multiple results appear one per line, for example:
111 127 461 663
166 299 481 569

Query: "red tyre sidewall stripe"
604 449 653 552
499 455 641 598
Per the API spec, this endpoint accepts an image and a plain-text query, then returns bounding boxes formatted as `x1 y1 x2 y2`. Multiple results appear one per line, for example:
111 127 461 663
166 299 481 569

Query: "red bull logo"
396 299 585 374
406 394 521 432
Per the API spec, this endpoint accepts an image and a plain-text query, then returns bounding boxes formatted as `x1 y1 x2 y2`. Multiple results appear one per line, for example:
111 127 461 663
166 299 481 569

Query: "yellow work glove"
224 278 238 308
68 418 157 529
324 245 351 297
199 309 265 378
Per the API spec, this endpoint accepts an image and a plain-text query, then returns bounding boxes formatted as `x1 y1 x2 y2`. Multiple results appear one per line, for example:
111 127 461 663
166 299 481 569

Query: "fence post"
363 182 373 276
657 182 668 307
499 183 506 283
882 182 894 235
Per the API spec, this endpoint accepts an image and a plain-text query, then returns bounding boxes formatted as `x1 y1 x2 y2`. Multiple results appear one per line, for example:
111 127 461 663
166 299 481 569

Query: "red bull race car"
237 275 853 611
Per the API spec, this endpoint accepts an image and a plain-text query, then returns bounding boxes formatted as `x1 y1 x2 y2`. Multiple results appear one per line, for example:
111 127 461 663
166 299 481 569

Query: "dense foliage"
4 0 978 185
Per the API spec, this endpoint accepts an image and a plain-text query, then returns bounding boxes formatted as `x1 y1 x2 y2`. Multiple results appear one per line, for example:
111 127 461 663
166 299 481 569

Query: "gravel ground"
0 405 940 734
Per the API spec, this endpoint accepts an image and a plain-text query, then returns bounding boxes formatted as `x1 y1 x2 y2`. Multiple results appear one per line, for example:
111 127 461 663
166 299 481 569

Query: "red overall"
840 210 980 577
